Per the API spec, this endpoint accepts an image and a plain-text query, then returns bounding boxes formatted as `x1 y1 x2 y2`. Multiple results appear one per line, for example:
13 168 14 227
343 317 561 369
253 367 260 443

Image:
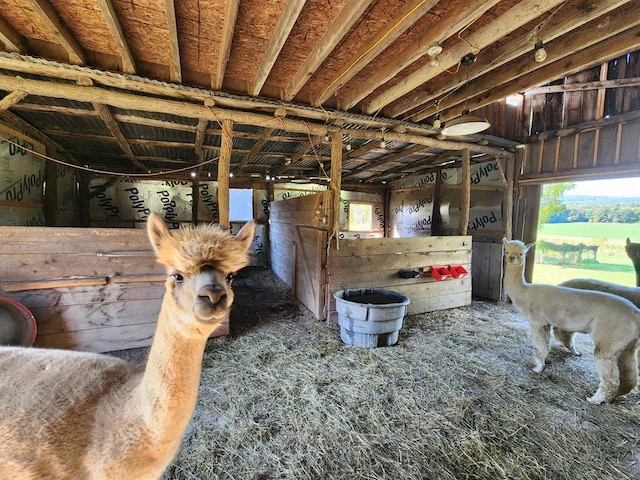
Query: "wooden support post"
458 148 470 235
217 118 233 229
330 131 342 237
45 150 57 226
191 180 199 224
432 168 442 235
503 155 514 240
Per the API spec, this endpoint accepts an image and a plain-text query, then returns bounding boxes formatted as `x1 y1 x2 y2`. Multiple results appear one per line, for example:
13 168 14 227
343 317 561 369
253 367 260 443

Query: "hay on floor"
112 268 640 480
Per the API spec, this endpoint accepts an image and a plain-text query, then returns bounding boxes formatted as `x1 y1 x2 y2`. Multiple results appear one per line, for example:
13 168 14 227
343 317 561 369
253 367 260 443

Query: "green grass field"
533 222 640 286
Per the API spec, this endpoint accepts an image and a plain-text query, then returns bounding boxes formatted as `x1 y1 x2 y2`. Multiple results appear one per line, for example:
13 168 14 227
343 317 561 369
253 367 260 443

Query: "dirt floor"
111 267 640 480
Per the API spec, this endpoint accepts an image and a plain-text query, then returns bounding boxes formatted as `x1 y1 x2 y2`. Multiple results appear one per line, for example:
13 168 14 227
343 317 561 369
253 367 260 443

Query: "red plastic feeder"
431 266 452 281
449 265 468 278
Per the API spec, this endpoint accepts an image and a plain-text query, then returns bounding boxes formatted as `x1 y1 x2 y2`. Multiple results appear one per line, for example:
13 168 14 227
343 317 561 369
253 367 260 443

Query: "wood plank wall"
0 226 227 352
269 191 332 318
326 235 472 322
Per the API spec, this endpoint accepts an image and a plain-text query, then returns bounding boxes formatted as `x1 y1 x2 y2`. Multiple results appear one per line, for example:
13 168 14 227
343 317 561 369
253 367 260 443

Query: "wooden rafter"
439 18 640 122
0 15 26 52
343 144 427 179
213 0 240 90
282 0 373 102
0 90 27 111
405 0 633 121
92 102 147 172
364 0 565 115
314 0 440 107
250 0 305 96
25 0 86 64
337 0 501 110
164 0 182 83
524 77 640 96
95 0 136 74
235 128 274 173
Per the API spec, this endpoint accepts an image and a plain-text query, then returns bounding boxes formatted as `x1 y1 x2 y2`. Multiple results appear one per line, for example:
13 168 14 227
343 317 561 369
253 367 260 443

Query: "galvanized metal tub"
334 289 410 348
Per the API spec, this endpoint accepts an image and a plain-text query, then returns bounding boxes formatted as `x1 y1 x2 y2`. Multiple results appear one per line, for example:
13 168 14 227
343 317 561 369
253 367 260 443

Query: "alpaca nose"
198 285 226 306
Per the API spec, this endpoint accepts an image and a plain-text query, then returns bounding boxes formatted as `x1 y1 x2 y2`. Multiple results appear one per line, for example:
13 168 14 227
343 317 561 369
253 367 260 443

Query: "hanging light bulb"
441 53 491 136
534 40 547 63
433 112 441 129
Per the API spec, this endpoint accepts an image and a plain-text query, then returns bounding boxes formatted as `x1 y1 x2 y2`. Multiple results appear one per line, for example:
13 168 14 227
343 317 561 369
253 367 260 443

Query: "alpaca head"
147 213 255 333
502 238 535 267
626 238 640 262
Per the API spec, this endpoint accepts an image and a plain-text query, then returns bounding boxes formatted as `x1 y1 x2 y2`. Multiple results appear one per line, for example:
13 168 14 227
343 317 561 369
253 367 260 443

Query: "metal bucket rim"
0 296 37 346
334 288 410 307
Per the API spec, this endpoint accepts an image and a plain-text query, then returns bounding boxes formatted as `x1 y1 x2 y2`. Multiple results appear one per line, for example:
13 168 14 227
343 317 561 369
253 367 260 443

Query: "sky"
564 177 640 197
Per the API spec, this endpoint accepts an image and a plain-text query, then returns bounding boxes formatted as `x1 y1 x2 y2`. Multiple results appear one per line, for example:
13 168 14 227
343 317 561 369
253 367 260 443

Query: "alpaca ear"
147 213 170 253
234 220 256 252
525 242 536 251
502 237 509 246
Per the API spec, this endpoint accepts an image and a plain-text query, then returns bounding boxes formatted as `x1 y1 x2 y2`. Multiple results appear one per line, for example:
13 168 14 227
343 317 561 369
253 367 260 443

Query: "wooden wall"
326 236 472 322
0 225 228 353
269 191 332 318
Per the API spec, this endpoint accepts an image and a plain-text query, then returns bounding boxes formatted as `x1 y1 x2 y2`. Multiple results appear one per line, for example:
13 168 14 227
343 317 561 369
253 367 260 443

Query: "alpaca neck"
504 261 529 297
135 298 210 443
633 260 640 287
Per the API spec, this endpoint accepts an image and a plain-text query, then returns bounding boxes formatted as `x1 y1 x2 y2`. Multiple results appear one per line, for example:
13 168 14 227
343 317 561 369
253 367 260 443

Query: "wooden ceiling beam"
25 0 86 64
405 0 633 122
235 127 274 173
95 0 136 74
337 0 501 110
164 0 182 83
213 0 240 90
0 15 27 52
282 0 373 102
343 144 426 179
314 0 440 107
0 73 510 158
92 102 147 172
524 77 640 96
0 90 28 111
438 19 640 123
250 0 305 96
364 0 565 115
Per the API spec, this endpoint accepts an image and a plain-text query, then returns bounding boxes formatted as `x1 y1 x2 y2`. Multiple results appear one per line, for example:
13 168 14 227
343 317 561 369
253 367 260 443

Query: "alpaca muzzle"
196 284 229 319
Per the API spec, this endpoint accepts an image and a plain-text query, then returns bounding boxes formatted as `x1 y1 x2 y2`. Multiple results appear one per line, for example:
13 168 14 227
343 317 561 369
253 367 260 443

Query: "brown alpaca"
626 238 640 287
0 213 255 479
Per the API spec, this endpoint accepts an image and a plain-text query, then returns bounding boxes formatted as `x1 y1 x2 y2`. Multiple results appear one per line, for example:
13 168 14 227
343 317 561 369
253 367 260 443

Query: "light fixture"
441 53 491 136
534 40 547 63
427 44 442 67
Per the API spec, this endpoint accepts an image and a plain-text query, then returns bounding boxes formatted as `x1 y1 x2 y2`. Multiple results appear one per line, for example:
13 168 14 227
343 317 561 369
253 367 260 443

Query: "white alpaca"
560 278 640 308
502 238 640 404
0 214 255 479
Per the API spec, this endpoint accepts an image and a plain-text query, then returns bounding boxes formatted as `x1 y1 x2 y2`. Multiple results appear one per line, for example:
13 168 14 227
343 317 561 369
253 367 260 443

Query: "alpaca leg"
530 324 550 373
553 327 580 355
617 345 639 396
587 349 620 404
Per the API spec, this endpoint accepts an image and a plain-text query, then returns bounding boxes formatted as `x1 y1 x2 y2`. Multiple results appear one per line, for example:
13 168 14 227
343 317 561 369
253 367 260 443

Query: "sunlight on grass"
533 222 638 285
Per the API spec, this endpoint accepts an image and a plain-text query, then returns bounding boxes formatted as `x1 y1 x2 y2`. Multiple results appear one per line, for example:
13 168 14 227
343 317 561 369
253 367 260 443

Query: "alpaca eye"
172 273 184 283
225 273 234 283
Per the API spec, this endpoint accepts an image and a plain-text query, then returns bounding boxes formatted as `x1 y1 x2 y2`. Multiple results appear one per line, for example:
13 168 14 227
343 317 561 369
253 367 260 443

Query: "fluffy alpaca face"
147 214 255 326
502 239 533 267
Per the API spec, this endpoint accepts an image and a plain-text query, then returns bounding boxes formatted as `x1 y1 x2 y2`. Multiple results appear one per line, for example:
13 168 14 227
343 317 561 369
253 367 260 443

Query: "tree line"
548 204 640 223
540 182 640 225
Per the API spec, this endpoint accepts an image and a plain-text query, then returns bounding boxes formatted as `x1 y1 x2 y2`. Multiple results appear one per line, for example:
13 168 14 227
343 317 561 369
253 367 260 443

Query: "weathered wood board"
0 225 231 353
269 192 331 319
326 235 472 322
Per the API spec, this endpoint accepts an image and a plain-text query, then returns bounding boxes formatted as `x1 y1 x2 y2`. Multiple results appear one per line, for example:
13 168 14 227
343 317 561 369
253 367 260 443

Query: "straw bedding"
112 267 640 480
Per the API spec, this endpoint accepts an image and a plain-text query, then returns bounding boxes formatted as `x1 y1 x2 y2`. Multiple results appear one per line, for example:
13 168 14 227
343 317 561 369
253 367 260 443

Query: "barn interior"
1 0 639 348
1 1 640 478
